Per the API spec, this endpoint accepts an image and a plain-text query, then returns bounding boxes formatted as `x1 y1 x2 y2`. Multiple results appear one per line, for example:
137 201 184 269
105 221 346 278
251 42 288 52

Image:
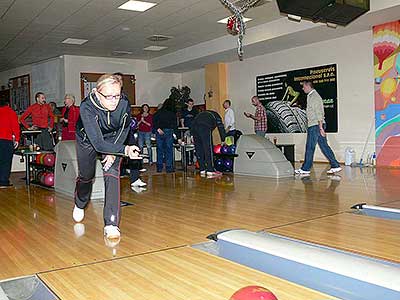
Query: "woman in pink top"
137 104 153 164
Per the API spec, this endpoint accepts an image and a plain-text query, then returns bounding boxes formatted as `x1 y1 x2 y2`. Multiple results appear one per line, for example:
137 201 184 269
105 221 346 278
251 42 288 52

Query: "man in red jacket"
0 99 20 188
19 92 54 150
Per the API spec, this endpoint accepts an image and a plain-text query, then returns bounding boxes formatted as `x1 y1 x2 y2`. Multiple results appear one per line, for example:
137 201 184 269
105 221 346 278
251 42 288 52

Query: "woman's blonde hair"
96 74 121 91
64 93 75 103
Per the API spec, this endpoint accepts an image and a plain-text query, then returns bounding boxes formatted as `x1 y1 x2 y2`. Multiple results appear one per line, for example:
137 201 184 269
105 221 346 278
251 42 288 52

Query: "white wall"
63 55 181 106
182 69 205 105
183 30 375 163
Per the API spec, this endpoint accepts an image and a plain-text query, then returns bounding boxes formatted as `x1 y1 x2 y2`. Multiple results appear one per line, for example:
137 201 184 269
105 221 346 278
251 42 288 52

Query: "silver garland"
219 0 260 60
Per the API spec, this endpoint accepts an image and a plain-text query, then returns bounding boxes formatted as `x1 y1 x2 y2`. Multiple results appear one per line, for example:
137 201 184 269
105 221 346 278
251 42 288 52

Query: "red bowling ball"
43 153 55 167
214 144 222 154
230 286 278 300
44 172 54 187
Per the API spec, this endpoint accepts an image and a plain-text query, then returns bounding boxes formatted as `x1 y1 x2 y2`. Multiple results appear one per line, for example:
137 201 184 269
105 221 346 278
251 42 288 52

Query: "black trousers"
0 140 13 185
192 126 214 172
36 128 54 151
74 135 122 226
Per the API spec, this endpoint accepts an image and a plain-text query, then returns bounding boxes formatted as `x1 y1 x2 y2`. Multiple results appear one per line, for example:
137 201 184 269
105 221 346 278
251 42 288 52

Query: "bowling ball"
39 153 46 164
43 153 55 167
221 145 229 154
225 136 234 146
44 172 54 187
230 286 278 300
223 158 233 171
215 158 224 172
228 145 236 154
39 171 48 184
214 144 222 154
35 154 43 164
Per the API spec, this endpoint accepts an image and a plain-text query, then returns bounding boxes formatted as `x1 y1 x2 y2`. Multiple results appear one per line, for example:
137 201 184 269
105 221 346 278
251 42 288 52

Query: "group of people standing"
0 74 341 243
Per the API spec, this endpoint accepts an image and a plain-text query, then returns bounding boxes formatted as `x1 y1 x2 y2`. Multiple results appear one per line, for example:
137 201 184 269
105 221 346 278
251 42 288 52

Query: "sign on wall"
256 64 338 133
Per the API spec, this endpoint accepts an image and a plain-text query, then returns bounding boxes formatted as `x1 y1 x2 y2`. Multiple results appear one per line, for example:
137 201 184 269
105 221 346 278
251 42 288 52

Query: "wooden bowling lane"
39 247 338 300
268 213 400 263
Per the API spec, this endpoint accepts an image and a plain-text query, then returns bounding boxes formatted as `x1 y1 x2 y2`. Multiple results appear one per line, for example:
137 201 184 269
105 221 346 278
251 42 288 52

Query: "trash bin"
345 147 356 166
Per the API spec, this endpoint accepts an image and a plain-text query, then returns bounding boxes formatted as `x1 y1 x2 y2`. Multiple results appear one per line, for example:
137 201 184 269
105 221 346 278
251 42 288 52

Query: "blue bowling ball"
215 158 224 171
228 145 236 154
221 145 229 154
223 158 233 172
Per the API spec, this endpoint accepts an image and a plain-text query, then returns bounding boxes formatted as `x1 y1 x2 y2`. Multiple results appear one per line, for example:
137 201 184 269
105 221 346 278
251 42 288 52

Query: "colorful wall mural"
373 20 400 167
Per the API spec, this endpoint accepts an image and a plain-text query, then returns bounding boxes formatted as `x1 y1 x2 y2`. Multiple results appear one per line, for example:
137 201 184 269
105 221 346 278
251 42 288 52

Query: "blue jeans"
255 130 266 137
156 129 174 172
301 125 340 171
138 131 153 163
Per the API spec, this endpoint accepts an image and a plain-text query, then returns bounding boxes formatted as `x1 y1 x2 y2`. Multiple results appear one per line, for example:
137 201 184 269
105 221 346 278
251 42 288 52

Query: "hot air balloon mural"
373 21 400 70
374 20 400 167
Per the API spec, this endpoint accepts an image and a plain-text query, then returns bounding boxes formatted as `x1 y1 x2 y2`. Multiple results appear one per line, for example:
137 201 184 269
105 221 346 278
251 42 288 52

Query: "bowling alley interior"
0 1 400 299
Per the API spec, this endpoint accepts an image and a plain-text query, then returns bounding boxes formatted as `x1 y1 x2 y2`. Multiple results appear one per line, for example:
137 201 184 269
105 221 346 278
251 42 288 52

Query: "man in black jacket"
73 74 139 240
191 110 225 176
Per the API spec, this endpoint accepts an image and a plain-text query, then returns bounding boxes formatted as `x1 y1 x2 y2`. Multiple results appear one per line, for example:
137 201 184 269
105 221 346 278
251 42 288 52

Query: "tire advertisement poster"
256 64 337 133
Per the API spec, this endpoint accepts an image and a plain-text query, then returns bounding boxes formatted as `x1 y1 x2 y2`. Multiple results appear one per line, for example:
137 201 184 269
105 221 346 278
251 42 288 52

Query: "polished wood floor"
0 164 398 299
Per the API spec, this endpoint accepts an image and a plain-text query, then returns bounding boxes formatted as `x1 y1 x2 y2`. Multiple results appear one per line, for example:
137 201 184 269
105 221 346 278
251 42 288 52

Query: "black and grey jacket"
76 92 130 155
191 110 226 141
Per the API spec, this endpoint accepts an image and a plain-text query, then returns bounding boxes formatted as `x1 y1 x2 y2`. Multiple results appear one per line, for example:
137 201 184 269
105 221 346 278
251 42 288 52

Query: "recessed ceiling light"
143 46 168 51
217 16 252 24
112 50 133 55
62 38 88 45
121 27 131 31
118 1 157 12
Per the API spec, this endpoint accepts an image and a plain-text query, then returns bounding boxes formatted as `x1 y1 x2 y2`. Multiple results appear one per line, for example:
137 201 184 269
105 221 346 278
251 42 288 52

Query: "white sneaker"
131 179 147 187
206 171 223 177
104 225 120 239
72 205 84 223
327 167 342 174
200 170 206 175
294 169 310 175
139 168 147 172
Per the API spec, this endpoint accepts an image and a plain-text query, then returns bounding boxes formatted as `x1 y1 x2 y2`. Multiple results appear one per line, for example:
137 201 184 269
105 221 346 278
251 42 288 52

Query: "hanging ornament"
227 16 239 35
219 0 260 60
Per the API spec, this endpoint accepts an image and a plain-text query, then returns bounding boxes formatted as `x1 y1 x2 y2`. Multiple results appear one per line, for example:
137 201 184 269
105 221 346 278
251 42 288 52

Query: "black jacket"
191 110 226 141
153 109 178 135
76 92 130 154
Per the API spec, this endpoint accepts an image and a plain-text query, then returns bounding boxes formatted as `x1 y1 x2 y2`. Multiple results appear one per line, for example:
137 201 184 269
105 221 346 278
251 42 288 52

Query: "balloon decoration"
373 21 400 70
219 0 261 60
380 78 397 101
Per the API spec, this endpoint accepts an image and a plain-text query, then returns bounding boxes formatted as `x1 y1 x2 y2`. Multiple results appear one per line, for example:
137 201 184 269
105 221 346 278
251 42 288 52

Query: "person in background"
137 104 153 165
127 116 147 192
60 94 80 140
223 99 235 137
191 110 225 177
72 74 139 240
152 98 180 173
0 99 20 188
48 101 61 115
295 81 341 175
19 92 54 150
180 98 198 165
244 95 267 137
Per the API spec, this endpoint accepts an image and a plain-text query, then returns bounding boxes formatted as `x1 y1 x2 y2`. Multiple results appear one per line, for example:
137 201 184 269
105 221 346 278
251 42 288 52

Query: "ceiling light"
143 46 168 51
287 14 301 22
62 38 88 45
218 16 252 24
112 50 133 55
118 1 157 12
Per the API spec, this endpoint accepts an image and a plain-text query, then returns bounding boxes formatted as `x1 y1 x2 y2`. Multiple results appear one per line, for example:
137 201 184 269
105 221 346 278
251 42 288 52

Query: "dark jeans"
192 126 214 172
74 135 122 226
156 129 174 172
301 125 340 171
0 140 13 185
129 159 141 184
